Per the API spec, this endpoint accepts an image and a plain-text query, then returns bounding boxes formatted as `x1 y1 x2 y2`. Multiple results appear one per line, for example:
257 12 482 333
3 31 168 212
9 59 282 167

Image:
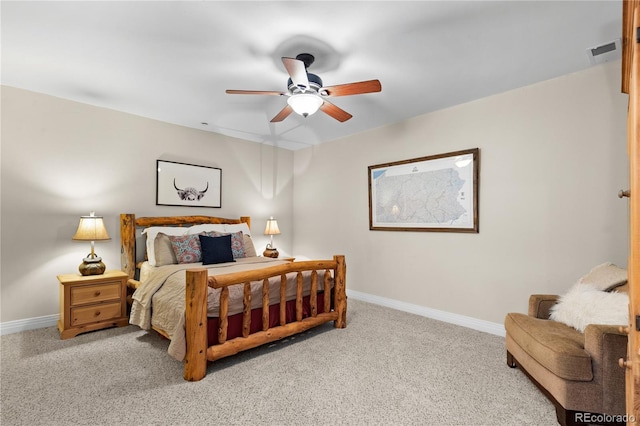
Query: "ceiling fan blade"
282 57 309 89
270 105 294 123
226 90 285 96
320 100 353 122
322 79 382 97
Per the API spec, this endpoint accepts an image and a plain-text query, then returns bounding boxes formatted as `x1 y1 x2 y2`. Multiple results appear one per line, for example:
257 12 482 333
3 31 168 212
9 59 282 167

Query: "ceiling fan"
226 53 382 123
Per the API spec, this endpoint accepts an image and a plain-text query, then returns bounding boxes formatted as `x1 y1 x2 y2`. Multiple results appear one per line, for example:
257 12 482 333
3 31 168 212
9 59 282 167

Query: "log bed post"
120 214 136 279
334 255 347 328
184 269 208 381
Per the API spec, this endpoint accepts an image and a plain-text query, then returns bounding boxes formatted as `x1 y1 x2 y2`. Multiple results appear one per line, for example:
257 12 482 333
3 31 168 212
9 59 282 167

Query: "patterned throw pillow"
169 234 202 264
206 231 245 259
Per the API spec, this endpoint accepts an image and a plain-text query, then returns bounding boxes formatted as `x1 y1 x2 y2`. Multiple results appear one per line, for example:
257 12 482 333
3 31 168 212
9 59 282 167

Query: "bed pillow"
199 234 235 265
142 226 187 266
186 224 227 235
225 222 252 237
243 234 257 257
549 283 629 332
154 232 178 266
207 231 245 259
169 234 203 264
577 262 627 291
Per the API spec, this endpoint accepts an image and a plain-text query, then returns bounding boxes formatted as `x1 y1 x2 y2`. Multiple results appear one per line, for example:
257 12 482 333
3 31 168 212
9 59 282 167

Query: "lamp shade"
72 212 110 241
264 217 281 236
287 93 323 117
263 216 280 258
73 211 110 276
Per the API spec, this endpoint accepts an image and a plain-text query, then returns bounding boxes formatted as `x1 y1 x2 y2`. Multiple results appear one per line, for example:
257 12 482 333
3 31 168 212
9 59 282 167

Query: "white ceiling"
1 1 623 150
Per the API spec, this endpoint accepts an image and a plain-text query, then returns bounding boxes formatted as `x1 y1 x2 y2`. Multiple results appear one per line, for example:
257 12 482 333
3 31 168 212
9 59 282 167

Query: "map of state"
374 168 467 224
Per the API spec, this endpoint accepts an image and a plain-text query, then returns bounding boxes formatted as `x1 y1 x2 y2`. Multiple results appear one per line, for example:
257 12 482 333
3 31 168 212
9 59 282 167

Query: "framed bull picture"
156 160 221 208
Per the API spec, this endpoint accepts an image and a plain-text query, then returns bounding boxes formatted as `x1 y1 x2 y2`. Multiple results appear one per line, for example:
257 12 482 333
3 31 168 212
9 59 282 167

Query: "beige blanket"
129 257 326 361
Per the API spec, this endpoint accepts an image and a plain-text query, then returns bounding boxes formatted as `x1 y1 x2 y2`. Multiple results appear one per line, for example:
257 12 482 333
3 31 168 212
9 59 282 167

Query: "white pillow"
186 223 251 236
225 223 251 237
549 283 629 332
142 226 187 266
186 224 227 235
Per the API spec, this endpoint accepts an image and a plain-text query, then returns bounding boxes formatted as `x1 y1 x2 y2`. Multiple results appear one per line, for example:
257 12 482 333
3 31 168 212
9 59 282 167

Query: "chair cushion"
505 312 593 381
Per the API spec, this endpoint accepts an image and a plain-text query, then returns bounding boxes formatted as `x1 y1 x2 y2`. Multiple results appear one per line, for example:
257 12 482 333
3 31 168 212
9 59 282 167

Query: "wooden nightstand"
57 270 129 339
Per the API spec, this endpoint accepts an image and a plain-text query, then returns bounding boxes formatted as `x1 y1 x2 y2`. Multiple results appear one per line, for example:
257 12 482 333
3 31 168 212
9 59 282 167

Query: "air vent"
586 39 622 65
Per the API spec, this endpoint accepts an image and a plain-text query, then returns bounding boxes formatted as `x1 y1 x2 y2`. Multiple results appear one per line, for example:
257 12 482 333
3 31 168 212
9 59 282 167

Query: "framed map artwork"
368 148 479 232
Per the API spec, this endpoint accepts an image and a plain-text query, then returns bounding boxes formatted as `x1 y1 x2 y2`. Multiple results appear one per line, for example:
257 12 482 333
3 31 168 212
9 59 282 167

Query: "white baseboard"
1 292 505 338
0 314 59 336
347 289 506 337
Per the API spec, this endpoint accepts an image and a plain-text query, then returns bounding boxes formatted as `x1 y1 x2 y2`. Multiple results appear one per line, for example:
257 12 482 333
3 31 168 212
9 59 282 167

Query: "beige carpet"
1 299 556 425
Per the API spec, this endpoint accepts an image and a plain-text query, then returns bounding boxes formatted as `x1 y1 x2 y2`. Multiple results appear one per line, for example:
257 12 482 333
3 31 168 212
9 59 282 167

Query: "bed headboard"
120 214 251 278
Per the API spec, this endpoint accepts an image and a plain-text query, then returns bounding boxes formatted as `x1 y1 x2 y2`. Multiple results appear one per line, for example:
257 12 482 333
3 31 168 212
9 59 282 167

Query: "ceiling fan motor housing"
296 53 315 68
288 73 323 94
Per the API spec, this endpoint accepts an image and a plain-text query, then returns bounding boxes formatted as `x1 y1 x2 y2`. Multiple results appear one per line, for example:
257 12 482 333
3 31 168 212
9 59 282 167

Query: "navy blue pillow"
199 234 235 265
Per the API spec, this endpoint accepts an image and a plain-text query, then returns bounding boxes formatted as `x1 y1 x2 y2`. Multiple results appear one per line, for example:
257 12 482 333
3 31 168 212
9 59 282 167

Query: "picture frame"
156 160 222 208
368 148 479 233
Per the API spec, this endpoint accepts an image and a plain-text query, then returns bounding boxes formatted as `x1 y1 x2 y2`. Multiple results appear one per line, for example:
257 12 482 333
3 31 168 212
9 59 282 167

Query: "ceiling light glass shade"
287 93 323 117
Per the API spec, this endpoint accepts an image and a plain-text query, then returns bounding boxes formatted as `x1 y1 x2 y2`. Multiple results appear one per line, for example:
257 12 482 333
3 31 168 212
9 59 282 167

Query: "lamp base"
263 247 279 258
79 254 106 276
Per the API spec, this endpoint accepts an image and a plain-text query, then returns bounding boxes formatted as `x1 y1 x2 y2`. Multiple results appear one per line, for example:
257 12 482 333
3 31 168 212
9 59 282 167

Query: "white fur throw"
549 283 629 333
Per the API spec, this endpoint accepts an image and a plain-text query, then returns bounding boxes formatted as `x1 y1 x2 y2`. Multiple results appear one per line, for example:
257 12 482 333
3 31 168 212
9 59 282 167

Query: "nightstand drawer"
70 282 121 306
71 302 122 326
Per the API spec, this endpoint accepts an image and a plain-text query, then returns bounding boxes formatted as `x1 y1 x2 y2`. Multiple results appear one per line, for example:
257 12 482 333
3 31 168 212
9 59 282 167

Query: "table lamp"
263 216 280 258
72 211 111 276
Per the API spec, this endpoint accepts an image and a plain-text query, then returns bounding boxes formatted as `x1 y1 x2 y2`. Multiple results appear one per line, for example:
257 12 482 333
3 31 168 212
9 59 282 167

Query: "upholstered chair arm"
583 324 628 414
528 294 560 319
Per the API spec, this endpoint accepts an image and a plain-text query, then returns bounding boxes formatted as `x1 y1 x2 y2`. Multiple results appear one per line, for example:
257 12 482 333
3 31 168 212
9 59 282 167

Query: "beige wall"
292 61 629 324
0 60 629 328
1 86 294 323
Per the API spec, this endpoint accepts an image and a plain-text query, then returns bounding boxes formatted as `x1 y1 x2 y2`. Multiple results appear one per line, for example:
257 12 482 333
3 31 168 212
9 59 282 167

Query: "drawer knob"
95 290 101 296
95 311 101 317
618 189 630 198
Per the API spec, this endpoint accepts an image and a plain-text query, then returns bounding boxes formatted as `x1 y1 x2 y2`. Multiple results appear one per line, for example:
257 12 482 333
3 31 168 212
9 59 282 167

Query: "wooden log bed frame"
120 214 347 381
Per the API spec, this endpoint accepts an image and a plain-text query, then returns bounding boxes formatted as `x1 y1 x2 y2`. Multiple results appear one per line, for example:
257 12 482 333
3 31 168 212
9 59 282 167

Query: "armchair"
505 293 628 426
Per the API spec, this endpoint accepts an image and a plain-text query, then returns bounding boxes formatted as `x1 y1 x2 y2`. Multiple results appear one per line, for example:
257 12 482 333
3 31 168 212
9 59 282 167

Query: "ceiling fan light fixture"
227 54 381 123
287 93 323 117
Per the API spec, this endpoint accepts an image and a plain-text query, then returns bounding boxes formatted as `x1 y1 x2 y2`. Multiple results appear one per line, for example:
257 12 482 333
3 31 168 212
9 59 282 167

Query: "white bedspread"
129 257 327 361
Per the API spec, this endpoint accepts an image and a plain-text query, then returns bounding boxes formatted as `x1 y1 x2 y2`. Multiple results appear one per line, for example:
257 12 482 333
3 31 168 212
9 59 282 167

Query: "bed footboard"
184 255 347 381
